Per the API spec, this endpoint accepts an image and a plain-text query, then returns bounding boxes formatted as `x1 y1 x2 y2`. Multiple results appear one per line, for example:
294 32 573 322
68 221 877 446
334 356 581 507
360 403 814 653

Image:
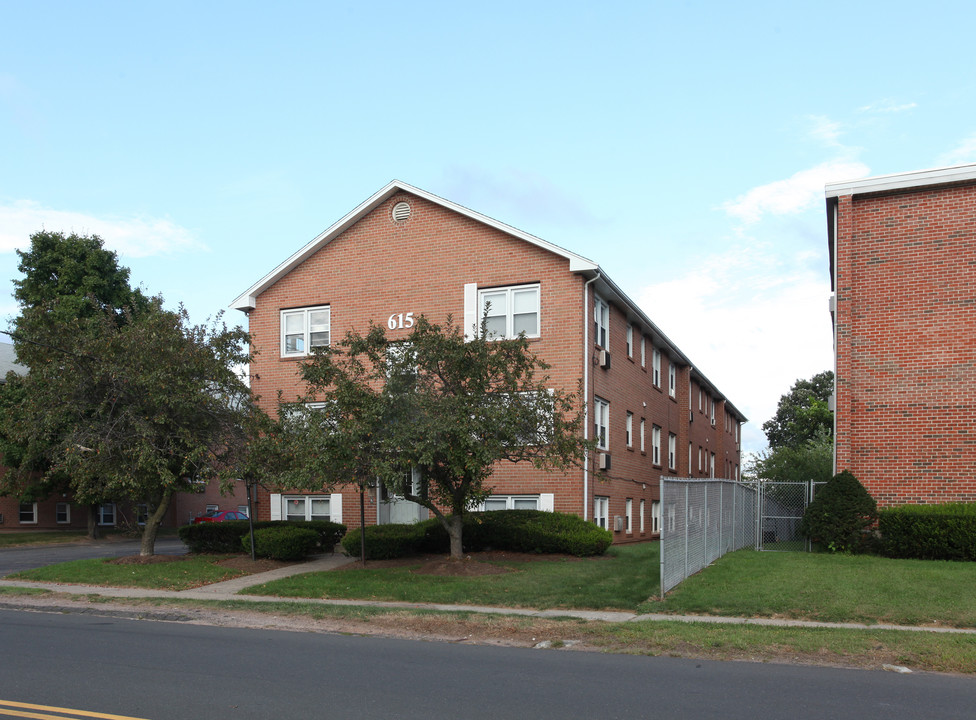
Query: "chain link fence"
659 478 758 595
660 479 829 595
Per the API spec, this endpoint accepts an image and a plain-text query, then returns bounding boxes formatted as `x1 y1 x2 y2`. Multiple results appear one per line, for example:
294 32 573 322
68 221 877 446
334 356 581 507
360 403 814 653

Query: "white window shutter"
463 283 477 341
270 493 282 521
331 493 343 523
540 493 555 512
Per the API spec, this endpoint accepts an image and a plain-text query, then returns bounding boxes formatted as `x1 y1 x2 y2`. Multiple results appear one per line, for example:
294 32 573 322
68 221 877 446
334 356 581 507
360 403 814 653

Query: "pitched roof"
231 180 598 312
231 180 746 421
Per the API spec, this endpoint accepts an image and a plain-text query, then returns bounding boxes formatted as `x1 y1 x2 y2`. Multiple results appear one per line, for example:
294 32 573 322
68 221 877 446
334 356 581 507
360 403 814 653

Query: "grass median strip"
7 555 248 591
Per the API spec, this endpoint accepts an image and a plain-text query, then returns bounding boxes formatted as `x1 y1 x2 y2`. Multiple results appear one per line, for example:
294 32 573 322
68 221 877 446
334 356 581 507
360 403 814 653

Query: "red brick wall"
834 182 976 505
244 190 741 542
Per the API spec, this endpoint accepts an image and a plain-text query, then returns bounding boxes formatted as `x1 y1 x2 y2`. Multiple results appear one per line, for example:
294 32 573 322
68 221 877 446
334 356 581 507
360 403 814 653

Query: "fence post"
683 483 689 585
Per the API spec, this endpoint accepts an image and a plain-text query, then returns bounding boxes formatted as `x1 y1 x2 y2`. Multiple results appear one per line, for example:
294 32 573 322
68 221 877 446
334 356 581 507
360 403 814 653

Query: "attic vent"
392 202 411 222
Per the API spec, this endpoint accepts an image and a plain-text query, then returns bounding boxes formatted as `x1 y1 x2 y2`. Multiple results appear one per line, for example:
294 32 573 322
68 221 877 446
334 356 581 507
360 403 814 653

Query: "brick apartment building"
233 180 745 542
827 163 976 506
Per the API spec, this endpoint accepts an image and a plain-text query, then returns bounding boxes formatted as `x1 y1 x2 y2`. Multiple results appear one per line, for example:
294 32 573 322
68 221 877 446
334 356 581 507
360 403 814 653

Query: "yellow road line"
0 700 150 720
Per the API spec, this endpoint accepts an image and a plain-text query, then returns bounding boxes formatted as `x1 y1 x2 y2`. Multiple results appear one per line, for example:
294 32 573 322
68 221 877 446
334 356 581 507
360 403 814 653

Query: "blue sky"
2 1 975 457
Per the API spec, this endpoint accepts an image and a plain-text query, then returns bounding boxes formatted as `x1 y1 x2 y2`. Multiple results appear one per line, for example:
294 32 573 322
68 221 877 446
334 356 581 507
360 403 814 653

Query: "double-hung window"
19 502 37 524
652 425 661 465
625 412 633 448
593 496 609 529
56 502 70 524
479 284 540 339
281 305 331 356
640 418 646 452
652 349 661 387
98 503 116 526
593 397 610 450
626 324 634 358
640 336 646 368
668 364 676 398
594 296 609 348
668 433 677 470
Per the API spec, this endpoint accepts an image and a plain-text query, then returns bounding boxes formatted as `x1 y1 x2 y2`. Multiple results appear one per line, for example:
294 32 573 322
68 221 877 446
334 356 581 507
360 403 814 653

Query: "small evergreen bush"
341 523 426 560
342 510 612 559
879 503 976 561
248 526 319 561
179 519 346 555
799 470 877 552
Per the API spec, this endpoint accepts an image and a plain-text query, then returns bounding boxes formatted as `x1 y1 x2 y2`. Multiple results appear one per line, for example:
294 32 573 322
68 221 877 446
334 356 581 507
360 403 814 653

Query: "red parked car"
191 510 249 524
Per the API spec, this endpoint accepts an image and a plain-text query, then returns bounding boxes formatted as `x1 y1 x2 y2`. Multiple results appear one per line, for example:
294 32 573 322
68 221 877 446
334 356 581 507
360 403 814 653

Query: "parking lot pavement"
0 537 186 576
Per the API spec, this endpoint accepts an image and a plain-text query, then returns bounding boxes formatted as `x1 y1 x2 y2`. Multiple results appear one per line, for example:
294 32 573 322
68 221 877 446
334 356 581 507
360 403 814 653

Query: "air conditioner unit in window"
599 349 611 369
599 452 611 471
614 515 624 532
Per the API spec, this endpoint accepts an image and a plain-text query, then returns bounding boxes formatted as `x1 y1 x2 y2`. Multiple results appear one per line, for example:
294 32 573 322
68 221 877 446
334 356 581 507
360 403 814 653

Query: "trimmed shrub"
178 520 251 553
248 526 319 561
342 510 612 560
341 523 426 560
879 503 976 561
799 470 877 553
179 519 346 555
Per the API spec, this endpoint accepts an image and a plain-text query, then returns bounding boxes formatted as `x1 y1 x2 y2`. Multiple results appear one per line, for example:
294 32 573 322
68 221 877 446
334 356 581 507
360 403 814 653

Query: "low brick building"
233 181 745 541
827 163 976 506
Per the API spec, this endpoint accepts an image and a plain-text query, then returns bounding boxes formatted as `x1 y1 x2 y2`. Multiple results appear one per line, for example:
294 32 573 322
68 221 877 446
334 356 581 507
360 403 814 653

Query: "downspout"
582 272 601 521
831 201 839 475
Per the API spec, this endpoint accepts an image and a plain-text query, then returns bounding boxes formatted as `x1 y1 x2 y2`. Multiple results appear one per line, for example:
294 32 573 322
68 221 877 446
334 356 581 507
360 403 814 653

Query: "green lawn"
7 555 248 591
244 543 658 610
0 531 88 547
656 549 976 628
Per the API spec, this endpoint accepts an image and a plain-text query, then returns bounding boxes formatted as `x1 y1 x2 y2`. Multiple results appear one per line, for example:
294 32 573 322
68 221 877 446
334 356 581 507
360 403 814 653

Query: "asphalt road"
1 609 973 720
0 537 186 575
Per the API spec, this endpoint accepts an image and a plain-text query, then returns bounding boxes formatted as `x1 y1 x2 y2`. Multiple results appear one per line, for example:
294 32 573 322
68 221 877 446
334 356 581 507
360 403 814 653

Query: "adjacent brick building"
233 180 745 542
827 163 976 506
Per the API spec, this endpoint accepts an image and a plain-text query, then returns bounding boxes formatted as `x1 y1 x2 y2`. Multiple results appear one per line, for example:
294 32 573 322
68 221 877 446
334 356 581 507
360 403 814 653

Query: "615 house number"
387 312 415 330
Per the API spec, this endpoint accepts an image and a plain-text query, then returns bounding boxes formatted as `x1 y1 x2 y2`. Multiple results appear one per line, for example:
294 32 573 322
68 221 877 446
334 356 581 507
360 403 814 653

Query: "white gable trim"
230 180 597 311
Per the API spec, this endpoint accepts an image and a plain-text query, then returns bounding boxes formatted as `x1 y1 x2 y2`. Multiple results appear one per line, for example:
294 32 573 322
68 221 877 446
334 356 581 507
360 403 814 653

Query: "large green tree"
1 231 151 536
283 316 590 560
761 371 834 449
4 299 255 554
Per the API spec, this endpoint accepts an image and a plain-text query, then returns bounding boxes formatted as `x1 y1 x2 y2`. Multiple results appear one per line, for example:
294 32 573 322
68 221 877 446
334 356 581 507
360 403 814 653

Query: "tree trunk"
140 489 173 556
87 504 99 540
447 514 464 560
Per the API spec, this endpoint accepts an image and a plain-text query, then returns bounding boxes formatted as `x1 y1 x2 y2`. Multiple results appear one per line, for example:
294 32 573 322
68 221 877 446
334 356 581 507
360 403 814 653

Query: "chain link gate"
758 481 826 552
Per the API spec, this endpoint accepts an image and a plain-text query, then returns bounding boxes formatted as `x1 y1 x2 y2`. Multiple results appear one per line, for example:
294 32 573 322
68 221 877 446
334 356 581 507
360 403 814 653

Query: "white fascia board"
230 180 598 312
825 163 976 199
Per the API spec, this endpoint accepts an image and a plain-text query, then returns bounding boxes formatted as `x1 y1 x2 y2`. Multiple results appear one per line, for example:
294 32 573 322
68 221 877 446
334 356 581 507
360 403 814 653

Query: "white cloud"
720 160 870 224
937 133 976 167
635 242 834 456
808 115 844 147
857 100 918 114
0 200 205 258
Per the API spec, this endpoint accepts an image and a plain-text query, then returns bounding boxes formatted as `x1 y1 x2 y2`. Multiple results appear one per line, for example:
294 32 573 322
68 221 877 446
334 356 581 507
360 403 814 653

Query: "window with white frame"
639 418 646 453
639 499 645 533
283 495 331 522
652 348 661 387
640 335 646 367
593 396 609 450
625 498 633 533
238 505 250 517
205 504 219 514
710 400 715 425
482 495 540 511
626 324 634 358
669 364 676 398
668 433 677 471
593 496 609 529
56 502 70 524
698 446 703 472
594 296 609 348
625 412 633 448
281 305 331 356
136 504 149 525
19 502 37 524
98 503 116 526
688 442 692 472
479 284 540 339
652 425 661 465
653 501 662 533
710 453 716 478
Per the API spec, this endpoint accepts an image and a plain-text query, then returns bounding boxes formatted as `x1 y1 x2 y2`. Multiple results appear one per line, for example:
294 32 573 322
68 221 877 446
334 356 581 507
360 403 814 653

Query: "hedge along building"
827 163 976 507
232 181 745 542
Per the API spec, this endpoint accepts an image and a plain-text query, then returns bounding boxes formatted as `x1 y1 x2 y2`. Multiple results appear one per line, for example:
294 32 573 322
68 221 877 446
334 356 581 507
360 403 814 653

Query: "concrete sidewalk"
2 554 975 635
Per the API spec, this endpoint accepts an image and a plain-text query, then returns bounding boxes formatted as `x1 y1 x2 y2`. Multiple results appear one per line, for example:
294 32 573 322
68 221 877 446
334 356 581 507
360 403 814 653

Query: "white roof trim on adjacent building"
230 180 599 311
825 162 976 199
